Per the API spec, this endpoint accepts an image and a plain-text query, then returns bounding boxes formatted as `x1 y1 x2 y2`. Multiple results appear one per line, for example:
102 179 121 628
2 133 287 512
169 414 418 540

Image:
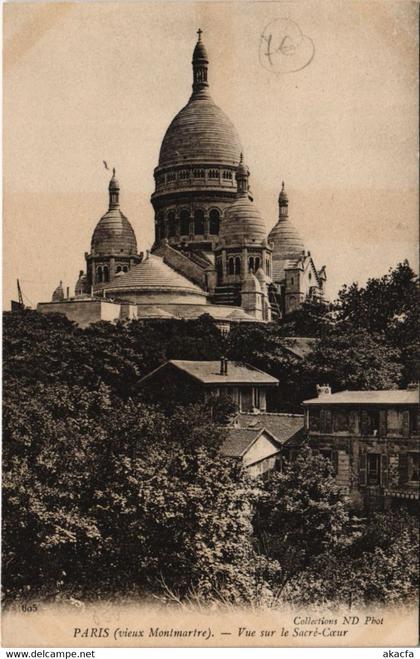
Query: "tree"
254 445 349 597
302 328 403 391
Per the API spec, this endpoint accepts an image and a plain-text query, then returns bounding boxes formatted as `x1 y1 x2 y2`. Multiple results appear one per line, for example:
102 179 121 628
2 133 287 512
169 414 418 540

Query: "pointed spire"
192 29 209 96
278 180 288 218
108 168 120 210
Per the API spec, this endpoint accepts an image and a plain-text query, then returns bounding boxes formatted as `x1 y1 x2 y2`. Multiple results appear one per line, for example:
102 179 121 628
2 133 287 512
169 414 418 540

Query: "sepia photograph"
2 0 419 650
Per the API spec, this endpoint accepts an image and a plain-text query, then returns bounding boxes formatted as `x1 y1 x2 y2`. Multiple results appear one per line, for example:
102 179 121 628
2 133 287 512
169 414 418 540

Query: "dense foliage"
2 261 419 607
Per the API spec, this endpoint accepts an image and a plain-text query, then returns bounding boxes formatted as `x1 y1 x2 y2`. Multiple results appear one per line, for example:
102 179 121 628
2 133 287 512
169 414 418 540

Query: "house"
137 359 279 412
303 385 420 511
222 412 305 477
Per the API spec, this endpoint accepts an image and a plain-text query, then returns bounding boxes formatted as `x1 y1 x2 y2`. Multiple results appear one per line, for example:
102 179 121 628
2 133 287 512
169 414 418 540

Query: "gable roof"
233 412 304 445
221 427 281 458
138 360 279 387
280 336 318 360
303 389 419 405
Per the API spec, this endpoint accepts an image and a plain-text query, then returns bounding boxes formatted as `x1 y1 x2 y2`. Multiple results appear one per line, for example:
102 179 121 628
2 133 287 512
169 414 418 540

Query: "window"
367 453 380 486
368 410 380 436
410 410 419 433
180 210 190 235
333 410 349 432
167 172 176 182
216 259 223 284
253 388 261 409
248 256 254 272
408 453 420 482
266 258 270 276
234 256 241 275
209 209 220 234
309 272 312 280
209 169 219 179
228 258 234 275
122 266 128 273
103 266 109 282
193 169 205 178
223 170 233 180
116 266 121 273
255 257 260 271
309 409 321 431
179 170 190 180
168 211 176 237
291 277 294 285
194 209 205 235
96 266 103 283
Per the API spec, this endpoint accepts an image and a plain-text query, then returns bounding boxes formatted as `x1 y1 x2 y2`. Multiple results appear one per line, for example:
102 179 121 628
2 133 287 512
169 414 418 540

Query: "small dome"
52 281 64 302
268 219 305 281
91 209 138 256
241 272 261 294
219 197 267 245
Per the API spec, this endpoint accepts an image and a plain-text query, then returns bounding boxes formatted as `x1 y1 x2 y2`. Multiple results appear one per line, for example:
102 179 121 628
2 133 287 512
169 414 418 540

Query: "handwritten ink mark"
259 18 315 74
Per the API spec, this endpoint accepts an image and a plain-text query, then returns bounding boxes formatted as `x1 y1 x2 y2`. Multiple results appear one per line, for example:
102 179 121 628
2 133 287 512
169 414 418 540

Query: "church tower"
151 30 243 256
84 170 141 291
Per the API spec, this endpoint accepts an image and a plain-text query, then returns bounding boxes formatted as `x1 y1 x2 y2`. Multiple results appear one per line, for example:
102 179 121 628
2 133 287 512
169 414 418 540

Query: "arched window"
193 169 205 178
234 256 241 275
194 209 205 235
103 266 109 282
180 209 190 235
116 266 121 273
248 257 254 272
266 258 270 276
209 169 219 179
96 266 103 283
255 257 260 271
309 272 312 280
216 259 223 284
122 266 128 273
168 211 176 237
209 208 220 234
228 258 234 275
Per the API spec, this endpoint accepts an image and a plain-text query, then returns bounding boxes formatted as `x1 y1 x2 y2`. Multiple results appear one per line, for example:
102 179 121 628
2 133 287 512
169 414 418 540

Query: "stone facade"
303 387 420 511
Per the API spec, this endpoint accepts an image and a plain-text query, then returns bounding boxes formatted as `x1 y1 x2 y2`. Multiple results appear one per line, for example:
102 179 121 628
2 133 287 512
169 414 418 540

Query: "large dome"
91 209 138 256
159 95 242 167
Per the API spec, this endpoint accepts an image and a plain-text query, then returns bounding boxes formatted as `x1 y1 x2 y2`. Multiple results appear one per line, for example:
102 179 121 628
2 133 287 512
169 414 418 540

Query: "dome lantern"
108 168 120 210
192 28 209 97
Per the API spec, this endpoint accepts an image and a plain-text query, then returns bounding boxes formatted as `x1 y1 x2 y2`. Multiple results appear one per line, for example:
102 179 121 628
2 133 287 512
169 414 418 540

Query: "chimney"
316 384 331 397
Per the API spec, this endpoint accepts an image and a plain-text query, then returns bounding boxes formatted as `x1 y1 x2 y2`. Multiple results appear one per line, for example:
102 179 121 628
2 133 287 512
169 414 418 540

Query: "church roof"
269 218 305 281
91 171 138 256
158 34 242 167
220 196 267 244
96 255 207 296
91 209 138 256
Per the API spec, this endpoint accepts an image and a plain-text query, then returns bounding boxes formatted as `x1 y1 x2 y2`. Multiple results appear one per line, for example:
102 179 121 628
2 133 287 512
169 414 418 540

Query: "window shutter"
379 410 387 436
359 452 367 486
401 410 410 437
332 450 339 476
399 453 409 484
361 409 368 435
380 454 389 488
349 410 357 434
325 409 333 433
320 409 326 433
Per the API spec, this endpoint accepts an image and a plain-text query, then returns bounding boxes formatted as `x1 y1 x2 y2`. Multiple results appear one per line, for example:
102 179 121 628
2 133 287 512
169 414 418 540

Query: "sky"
3 0 418 308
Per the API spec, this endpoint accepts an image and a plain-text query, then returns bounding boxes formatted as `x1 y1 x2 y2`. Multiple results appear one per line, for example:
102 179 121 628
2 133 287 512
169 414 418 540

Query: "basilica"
39 31 326 327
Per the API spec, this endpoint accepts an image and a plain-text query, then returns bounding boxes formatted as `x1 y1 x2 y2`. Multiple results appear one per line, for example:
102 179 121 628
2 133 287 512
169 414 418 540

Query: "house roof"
233 412 304 445
280 337 318 360
303 389 419 406
221 427 281 458
142 360 279 386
